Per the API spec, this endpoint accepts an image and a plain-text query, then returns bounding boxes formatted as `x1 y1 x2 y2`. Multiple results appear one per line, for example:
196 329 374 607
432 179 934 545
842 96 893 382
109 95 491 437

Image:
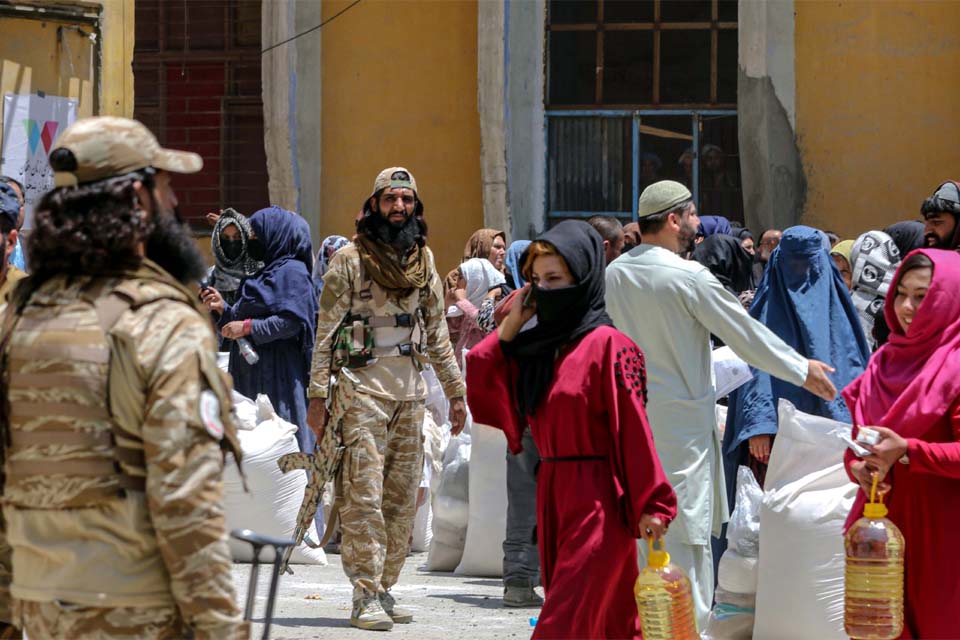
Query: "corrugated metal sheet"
547 116 632 213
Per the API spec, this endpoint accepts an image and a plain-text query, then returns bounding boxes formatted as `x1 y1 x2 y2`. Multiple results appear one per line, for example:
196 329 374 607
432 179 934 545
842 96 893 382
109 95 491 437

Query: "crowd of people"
0 113 957 640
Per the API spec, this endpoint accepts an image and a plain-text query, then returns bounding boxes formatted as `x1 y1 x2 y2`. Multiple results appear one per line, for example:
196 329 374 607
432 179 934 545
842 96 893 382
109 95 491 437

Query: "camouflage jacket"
0 260 245 638
308 243 465 402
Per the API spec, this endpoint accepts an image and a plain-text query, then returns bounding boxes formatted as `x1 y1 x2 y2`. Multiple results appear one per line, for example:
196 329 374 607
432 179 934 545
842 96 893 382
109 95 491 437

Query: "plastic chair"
230 528 296 640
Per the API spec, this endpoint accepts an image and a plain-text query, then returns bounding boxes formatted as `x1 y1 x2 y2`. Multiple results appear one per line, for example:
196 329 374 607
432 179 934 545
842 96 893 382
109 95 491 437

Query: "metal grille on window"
545 0 743 224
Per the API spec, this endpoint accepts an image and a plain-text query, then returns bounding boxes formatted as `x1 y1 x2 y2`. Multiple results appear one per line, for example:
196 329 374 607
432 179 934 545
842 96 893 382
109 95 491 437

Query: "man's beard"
146 211 207 284
925 232 947 249
371 211 420 252
678 223 698 255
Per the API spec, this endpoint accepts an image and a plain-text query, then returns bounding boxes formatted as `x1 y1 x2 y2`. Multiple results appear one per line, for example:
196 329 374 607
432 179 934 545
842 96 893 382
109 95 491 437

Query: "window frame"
545 0 737 109
544 108 737 223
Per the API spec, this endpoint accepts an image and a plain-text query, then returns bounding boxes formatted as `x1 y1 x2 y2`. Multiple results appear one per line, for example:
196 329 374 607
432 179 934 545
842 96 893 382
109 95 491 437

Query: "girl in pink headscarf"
843 248 960 639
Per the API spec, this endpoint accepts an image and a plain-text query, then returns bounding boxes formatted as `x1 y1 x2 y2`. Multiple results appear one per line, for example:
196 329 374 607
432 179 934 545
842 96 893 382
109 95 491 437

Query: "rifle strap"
319 497 342 548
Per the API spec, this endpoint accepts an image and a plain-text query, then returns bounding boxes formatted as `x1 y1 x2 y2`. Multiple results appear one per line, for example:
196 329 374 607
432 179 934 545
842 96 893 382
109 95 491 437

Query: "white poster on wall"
1 93 78 229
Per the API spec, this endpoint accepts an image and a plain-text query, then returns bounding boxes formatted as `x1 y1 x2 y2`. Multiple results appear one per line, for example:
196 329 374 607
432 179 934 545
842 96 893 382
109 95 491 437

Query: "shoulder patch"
200 389 225 440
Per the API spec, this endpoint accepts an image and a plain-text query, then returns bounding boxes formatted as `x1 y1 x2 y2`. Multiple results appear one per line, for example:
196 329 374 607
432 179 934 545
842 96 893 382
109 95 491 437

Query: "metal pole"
244 545 262 622
692 113 701 210
632 112 640 221
261 546 289 640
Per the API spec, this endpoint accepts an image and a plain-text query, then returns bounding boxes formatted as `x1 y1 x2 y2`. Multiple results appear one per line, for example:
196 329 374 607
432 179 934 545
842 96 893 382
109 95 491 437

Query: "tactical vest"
0 276 239 510
332 262 428 371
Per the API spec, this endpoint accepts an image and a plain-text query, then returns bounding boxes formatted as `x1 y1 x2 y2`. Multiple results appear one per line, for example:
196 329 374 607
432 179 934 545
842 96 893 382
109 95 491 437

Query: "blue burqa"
220 207 318 454
722 226 870 502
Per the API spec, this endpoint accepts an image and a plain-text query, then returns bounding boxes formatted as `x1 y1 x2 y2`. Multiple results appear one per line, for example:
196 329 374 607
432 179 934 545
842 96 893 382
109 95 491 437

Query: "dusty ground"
232 552 541 639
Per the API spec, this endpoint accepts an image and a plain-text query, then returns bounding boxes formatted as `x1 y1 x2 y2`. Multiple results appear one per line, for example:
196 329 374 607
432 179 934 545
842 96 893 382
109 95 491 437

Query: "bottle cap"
864 473 888 519
647 538 671 569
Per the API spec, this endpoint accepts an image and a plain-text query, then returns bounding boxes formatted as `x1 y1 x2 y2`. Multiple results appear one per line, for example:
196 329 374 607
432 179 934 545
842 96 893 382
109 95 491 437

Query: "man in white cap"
604 180 837 625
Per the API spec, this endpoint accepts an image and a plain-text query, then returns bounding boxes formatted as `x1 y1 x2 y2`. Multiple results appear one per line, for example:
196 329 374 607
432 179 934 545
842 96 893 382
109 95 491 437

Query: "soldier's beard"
146 209 208 284
372 209 420 252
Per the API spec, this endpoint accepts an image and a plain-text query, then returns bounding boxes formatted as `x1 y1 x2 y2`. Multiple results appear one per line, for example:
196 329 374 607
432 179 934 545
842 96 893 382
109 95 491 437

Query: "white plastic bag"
717 549 758 594
222 395 327 565
455 422 508 577
421 366 450 434
425 433 471 571
727 466 762 558
410 489 434 553
753 400 856 640
231 390 259 430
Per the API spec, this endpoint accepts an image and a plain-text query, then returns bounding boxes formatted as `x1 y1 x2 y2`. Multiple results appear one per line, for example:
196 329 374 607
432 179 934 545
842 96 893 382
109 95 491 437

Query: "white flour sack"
425 433 471 571
223 394 327 565
455 421 508 577
753 400 856 640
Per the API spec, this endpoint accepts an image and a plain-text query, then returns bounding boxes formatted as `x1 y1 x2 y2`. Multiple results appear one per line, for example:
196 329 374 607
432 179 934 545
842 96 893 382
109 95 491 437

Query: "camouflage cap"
371 167 418 197
51 116 202 187
0 182 18 231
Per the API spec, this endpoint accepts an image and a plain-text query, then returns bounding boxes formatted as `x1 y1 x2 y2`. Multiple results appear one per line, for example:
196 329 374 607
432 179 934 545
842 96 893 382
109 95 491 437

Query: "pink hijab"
844 249 960 435
843 249 960 520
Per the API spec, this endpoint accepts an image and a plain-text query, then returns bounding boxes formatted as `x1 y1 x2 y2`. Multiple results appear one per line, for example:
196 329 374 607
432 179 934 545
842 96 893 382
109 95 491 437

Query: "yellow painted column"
320 0 483 275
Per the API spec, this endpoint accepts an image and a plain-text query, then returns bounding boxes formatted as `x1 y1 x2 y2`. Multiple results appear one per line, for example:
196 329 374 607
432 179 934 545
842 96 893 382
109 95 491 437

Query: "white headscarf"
446 258 506 317
850 230 901 349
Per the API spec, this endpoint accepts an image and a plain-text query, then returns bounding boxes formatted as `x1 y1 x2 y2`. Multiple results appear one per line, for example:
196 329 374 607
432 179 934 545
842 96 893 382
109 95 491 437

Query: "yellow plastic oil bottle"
634 538 698 640
844 474 905 640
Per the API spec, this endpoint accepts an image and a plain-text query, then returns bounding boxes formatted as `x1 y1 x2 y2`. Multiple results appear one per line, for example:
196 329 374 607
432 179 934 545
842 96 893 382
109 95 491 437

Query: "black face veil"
506 220 614 415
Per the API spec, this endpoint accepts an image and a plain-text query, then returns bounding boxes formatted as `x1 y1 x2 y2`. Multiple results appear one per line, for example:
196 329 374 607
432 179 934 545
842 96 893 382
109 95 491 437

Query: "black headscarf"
505 220 614 416
883 221 925 261
692 234 756 295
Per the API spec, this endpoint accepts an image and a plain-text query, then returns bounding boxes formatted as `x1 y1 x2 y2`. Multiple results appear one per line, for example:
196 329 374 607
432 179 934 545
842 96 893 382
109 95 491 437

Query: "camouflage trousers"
13 600 183 640
331 381 425 601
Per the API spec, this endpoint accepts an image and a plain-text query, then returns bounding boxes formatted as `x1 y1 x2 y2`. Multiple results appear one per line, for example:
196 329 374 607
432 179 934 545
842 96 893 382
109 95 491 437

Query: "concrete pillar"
504 0 546 240
261 1 298 213
478 0 511 236
294 0 322 249
261 1 323 249
737 0 805 234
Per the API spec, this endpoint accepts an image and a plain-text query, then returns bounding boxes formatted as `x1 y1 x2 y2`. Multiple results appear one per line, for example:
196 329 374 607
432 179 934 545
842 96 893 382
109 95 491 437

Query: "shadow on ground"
252 616 350 628
426 593 504 610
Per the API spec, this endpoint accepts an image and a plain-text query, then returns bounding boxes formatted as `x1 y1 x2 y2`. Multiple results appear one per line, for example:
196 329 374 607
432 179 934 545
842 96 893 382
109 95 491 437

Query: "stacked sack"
410 410 446 553
222 393 327 565
424 431 471 570
421 365 473 571
702 466 761 640
752 400 855 640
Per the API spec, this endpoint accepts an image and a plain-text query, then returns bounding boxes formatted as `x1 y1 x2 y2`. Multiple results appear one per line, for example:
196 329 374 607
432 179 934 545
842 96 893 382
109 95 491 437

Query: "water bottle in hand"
237 337 260 365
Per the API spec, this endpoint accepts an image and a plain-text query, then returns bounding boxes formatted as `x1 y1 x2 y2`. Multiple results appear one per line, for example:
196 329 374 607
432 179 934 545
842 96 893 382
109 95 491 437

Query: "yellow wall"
795 1 960 237
320 0 483 275
0 1 133 129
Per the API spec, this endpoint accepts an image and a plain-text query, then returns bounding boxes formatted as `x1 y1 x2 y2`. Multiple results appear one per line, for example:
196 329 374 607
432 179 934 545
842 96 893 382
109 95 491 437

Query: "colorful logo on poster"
21 119 60 156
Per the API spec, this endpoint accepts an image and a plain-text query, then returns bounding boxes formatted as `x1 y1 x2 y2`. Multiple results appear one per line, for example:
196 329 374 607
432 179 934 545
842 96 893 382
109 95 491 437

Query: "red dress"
467 326 677 640
845 400 960 639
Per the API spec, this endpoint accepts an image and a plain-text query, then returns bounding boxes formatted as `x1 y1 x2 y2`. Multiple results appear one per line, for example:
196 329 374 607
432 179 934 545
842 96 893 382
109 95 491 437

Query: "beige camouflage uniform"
0 260 246 640
309 242 464 603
